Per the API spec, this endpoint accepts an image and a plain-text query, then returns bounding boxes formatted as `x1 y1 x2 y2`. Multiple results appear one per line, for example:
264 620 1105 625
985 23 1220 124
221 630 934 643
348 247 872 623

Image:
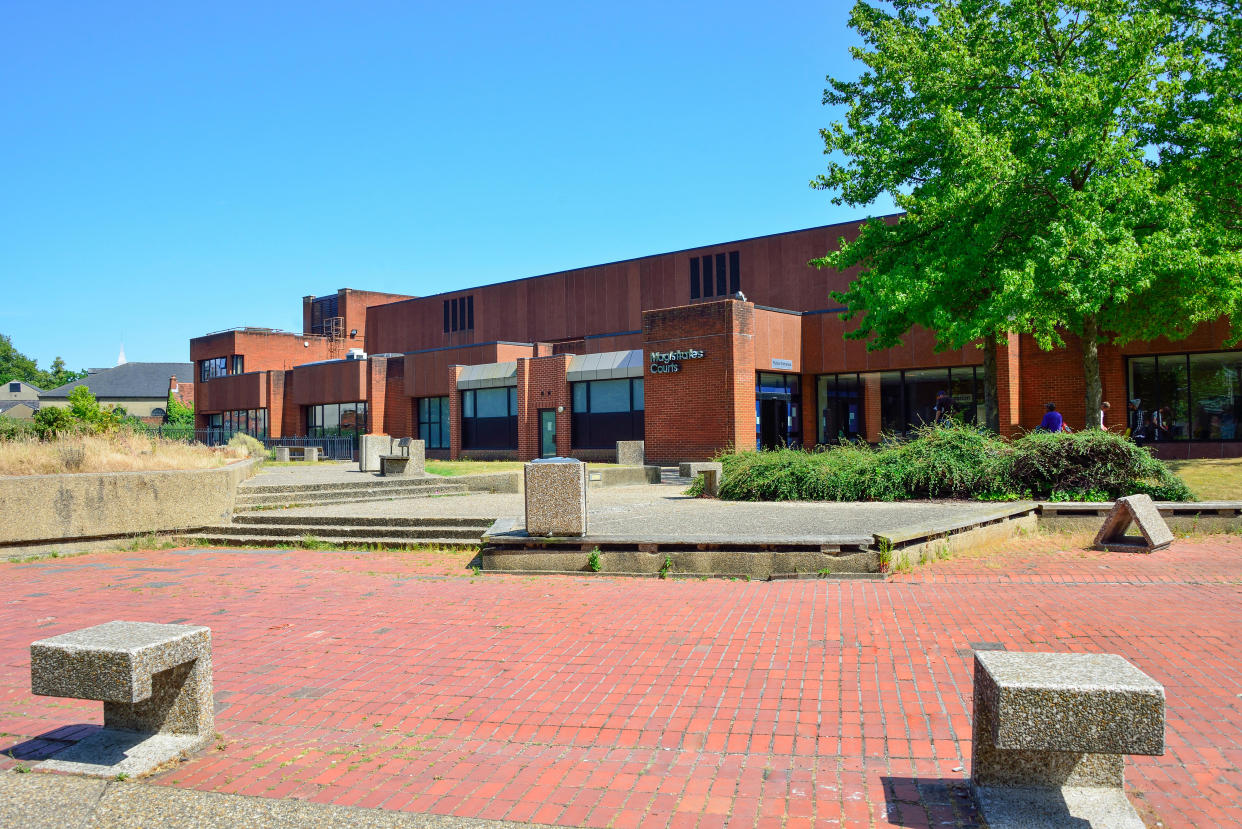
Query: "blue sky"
1 1 891 370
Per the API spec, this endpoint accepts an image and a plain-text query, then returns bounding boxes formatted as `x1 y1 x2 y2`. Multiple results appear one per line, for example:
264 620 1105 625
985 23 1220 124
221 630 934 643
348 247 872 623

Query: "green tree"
812 0 1242 430
164 391 195 433
0 334 87 389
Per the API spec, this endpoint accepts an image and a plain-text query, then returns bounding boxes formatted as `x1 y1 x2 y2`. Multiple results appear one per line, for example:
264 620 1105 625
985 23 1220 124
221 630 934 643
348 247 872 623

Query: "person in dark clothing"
934 390 954 424
1037 402 1066 432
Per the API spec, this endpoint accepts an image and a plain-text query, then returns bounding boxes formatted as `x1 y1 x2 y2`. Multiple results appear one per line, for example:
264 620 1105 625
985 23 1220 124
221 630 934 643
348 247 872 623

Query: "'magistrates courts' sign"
649 349 704 374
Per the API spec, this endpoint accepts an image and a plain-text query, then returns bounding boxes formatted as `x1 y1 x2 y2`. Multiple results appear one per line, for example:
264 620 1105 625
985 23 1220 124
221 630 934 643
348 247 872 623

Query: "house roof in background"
4 380 42 393
40 362 193 399
0 400 39 414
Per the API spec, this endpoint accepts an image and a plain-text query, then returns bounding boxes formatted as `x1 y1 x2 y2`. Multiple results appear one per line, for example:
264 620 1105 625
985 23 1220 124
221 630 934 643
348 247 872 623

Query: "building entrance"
539 409 557 457
756 373 801 449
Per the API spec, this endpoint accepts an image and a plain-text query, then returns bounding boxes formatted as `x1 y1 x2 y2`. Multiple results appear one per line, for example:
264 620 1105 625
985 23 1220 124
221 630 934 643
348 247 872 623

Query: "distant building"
40 362 194 425
0 381 41 421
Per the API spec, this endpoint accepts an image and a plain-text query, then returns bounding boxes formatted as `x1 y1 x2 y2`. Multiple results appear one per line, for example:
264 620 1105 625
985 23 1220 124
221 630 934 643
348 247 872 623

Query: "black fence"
132 426 356 460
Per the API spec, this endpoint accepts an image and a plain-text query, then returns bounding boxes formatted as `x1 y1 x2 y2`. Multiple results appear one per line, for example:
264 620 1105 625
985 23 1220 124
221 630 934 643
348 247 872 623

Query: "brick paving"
1 539 1240 828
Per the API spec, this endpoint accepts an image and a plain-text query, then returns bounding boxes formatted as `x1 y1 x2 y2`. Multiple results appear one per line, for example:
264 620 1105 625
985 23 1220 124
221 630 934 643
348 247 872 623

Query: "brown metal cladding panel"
753 309 802 374
291 360 367 405
198 371 266 413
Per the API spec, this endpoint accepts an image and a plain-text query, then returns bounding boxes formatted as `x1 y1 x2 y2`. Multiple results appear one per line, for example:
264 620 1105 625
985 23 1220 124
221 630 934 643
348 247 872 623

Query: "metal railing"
130 426 356 460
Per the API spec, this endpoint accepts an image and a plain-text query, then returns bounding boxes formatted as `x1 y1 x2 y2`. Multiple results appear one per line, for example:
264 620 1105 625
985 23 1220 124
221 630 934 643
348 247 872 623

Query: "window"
199 357 227 382
210 408 268 438
817 366 983 442
461 387 517 449
1127 351 1242 441
571 378 644 449
8 382 19 393
816 373 864 443
443 296 475 334
756 373 801 449
309 294 340 336
306 402 368 440
418 396 450 449
231 355 244 375
689 251 741 299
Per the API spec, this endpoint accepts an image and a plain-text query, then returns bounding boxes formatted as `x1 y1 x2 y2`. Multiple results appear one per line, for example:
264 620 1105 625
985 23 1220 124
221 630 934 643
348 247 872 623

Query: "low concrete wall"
454 471 523 493
1037 501 1242 534
0 458 261 551
587 466 661 488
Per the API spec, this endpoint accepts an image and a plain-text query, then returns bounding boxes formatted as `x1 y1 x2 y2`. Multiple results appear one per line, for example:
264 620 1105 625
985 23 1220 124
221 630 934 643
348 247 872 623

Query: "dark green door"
540 410 557 457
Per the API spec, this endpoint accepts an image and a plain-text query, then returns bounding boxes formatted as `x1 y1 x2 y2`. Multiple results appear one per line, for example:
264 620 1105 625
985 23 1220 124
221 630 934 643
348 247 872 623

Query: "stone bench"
972 651 1165 828
679 462 723 496
274 445 319 463
30 621 214 778
379 437 424 476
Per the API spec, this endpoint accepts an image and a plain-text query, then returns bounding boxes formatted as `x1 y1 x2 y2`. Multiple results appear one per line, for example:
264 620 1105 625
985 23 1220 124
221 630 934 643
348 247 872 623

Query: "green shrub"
1010 429 1192 501
0 415 37 441
227 432 267 457
713 422 1191 503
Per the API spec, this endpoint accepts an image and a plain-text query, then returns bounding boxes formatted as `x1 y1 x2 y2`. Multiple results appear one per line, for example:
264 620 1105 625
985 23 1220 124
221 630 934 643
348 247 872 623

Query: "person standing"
1038 402 1066 432
1099 401 1111 429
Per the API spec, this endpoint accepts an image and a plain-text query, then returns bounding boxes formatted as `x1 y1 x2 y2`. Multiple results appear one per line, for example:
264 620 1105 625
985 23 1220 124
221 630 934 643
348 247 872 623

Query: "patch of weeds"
587 548 602 572
876 537 893 572
817 567 832 577
658 554 673 579
470 566 481 576
114 772 130 782
298 534 331 551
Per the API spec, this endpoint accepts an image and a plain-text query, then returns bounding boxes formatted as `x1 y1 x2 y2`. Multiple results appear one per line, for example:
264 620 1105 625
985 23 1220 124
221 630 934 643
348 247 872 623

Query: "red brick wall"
447 366 464 460
168 376 194 408
516 355 572 461
643 299 755 464
191 330 331 373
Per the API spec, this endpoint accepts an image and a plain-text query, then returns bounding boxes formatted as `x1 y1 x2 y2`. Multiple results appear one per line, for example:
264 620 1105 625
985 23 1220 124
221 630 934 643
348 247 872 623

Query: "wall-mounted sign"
771 358 794 371
649 348 704 374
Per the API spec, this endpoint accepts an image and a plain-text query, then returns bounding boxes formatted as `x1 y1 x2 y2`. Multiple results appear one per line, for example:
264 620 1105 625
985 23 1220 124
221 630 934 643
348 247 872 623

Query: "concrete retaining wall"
455 471 523 493
587 466 661 488
0 458 260 551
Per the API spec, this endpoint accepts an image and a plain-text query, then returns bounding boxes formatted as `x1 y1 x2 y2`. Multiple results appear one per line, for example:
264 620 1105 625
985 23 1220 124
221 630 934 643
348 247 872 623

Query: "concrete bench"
679 462 723 495
972 651 1165 828
379 437 425 476
274 445 319 463
30 621 214 778
616 440 645 466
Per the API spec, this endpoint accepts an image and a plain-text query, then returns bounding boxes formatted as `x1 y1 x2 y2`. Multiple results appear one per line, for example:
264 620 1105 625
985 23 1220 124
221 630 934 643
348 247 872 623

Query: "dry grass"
0 433 249 477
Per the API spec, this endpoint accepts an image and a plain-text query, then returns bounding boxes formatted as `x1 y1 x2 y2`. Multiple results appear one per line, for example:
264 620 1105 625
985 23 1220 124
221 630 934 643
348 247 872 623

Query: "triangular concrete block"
1093 494 1174 553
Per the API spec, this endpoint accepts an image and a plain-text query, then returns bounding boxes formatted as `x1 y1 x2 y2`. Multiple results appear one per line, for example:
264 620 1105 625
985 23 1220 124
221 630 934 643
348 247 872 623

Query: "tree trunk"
1082 315 1103 430
983 339 1000 433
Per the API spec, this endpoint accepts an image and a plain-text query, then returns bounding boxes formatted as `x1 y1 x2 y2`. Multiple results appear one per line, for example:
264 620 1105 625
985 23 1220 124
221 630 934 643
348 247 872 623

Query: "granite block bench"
274 445 320 463
30 621 214 778
972 651 1165 828
379 437 425 476
679 462 723 495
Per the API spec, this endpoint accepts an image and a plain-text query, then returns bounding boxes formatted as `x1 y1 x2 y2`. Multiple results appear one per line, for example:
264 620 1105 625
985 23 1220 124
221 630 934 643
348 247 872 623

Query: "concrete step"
233 515 492 529
188 533 482 549
197 523 488 540
239 476 456 495
235 486 467 509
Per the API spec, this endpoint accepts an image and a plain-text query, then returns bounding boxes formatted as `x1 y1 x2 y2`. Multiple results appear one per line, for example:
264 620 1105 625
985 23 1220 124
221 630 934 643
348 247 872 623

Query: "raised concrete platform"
482 501 1037 578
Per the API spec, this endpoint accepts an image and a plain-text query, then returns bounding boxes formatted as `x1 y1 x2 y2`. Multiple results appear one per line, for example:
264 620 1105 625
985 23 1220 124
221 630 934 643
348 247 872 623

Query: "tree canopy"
812 0 1241 429
0 334 88 390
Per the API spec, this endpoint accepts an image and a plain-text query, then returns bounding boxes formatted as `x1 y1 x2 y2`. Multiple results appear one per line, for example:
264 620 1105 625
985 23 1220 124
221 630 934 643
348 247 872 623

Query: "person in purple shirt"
1038 402 1066 432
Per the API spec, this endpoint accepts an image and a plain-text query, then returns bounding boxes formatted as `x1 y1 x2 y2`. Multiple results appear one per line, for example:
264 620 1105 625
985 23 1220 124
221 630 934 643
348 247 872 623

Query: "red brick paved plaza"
2 538 1240 827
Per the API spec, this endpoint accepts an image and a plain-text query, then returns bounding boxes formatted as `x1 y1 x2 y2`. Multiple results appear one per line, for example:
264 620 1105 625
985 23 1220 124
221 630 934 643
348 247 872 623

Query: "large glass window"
231 355 244 375
461 387 517 449
199 357 227 382
816 373 864 443
418 396 450 449
306 401 368 440
571 378 645 449
1128 351 1242 442
212 408 267 438
818 366 983 442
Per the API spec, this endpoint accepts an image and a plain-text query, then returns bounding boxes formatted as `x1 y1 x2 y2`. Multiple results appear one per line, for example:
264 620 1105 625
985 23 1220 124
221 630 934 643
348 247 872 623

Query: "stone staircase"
189 514 494 549
233 476 469 511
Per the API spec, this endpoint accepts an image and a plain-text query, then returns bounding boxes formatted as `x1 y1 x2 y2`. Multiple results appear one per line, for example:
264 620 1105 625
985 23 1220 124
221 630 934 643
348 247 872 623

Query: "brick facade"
516 355 572 461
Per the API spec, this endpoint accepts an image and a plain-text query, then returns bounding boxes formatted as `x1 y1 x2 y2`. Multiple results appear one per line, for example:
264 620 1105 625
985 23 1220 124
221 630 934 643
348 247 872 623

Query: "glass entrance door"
539 409 557 457
756 373 801 449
